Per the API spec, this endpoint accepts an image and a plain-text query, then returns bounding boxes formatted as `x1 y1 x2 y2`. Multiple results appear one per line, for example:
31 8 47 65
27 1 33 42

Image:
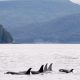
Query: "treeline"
0 24 13 43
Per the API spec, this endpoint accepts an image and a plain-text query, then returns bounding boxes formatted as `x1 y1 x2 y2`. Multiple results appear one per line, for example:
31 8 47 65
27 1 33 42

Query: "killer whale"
5 68 32 75
31 65 44 74
47 63 53 71
59 69 74 73
43 63 53 73
44 63 48 72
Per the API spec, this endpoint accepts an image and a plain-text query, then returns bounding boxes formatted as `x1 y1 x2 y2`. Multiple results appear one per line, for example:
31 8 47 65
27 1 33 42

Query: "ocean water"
0 44 80 80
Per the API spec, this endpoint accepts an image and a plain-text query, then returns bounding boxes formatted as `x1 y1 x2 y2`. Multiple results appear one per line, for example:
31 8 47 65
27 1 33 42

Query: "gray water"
0 44 80 80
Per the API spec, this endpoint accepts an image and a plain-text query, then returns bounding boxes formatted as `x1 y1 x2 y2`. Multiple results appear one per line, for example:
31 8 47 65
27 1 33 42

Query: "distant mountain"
0 25 13 43
13 13 80 43
0 0 80 43
1 0 80 29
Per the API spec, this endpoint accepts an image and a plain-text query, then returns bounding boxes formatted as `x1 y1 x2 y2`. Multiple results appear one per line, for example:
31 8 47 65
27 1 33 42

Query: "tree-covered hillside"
0 25 13 43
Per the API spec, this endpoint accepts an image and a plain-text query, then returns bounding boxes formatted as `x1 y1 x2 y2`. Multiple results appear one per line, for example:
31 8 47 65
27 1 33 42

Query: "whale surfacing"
59 69 74 73
43 63 53 73
44 63 48 72
31 65 44 74
47 63 53 71
5 68 32 75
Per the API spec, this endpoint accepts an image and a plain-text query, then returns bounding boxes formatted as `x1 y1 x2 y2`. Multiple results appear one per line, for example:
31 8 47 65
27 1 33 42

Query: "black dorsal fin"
39 65 44 73
47 63 53 71
70 69 74 72
25 68 32 75
44 63 48 72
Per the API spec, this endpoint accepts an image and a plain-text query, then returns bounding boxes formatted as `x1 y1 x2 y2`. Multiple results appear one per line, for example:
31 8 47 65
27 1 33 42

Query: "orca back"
59 69 74 73
5 71 21 75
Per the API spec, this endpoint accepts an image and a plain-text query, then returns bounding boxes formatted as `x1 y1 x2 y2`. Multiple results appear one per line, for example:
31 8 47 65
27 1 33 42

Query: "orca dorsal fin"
44 63 48 72
70 69 74 72
25 68 32 75
47 63 53 71
39 65 44 73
